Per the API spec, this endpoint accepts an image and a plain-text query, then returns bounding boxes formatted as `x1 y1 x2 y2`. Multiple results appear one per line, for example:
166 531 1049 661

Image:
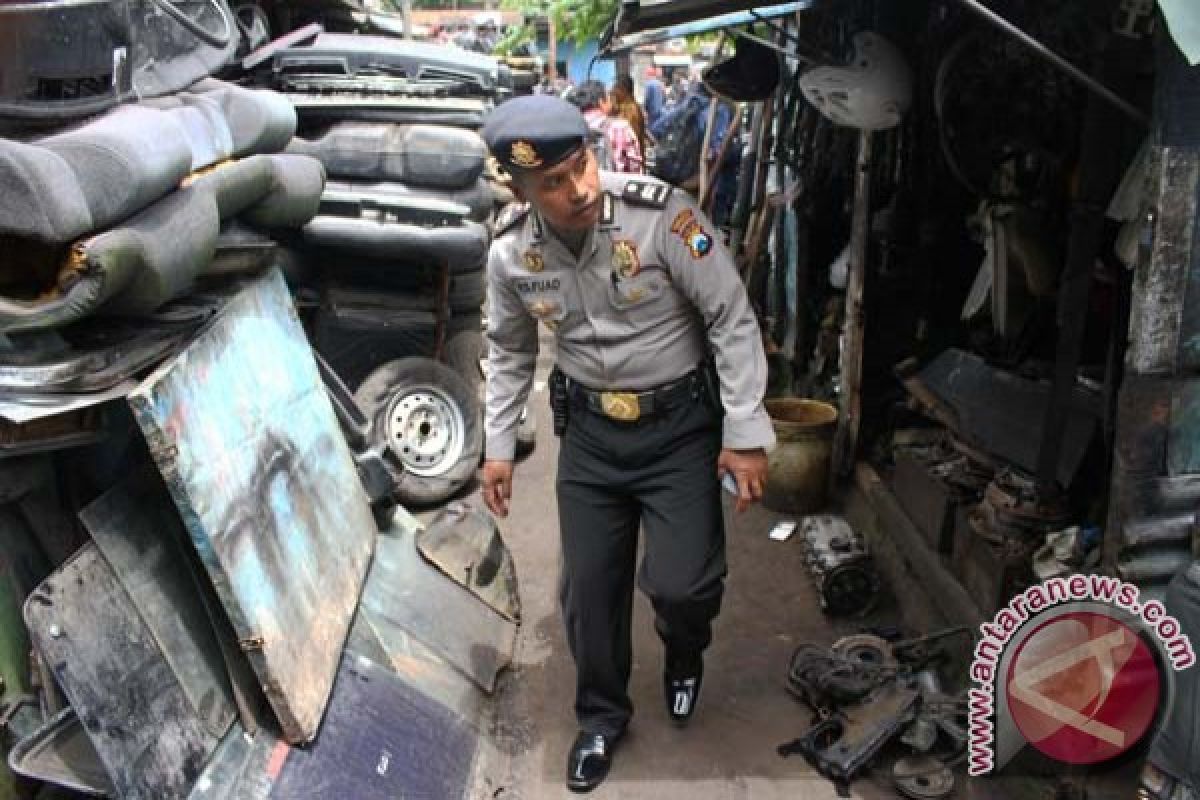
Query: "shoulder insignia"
622 179 672 209
494 202 530 237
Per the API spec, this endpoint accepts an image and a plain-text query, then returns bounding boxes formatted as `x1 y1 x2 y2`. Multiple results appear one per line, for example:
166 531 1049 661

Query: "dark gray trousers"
556 391 726 738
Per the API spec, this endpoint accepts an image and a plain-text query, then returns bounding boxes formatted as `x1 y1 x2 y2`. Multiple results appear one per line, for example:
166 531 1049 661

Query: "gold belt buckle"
600 391 640 421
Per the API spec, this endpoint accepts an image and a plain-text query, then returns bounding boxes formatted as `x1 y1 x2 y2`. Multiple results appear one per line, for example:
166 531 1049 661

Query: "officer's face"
516 147 601 233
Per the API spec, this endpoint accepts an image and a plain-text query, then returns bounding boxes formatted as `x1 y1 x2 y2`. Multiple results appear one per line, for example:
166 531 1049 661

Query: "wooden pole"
832 130 873 481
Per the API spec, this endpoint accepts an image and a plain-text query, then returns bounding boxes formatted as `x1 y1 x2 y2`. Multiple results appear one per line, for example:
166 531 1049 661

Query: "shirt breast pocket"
516 277 577 331
607 268 669 316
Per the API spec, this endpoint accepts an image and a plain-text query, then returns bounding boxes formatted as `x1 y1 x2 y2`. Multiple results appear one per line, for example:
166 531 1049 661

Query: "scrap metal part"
893 754 955 799
781 682 919 782
799 515 879 615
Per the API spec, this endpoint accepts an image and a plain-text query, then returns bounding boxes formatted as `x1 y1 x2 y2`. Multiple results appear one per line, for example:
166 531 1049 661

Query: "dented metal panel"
24 544 219 799
81 469 237 739
127 268 377 744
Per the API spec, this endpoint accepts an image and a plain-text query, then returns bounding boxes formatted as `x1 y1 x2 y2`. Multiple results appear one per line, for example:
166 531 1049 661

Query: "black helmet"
702 36 779 102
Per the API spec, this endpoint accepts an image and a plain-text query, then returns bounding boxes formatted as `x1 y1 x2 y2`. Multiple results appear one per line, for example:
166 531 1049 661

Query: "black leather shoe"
664 655 704 724
566 731 618 793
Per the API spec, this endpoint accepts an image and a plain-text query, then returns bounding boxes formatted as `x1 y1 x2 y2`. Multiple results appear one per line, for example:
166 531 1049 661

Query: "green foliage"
499 0 618 46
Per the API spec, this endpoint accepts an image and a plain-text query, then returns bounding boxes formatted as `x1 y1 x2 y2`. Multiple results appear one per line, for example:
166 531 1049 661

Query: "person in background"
648 81 739 225
642 65 666 129
610 74 648 165
568 80 643 174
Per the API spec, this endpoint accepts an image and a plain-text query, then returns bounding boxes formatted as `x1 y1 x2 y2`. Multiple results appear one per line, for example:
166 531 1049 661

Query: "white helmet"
799 32 912 131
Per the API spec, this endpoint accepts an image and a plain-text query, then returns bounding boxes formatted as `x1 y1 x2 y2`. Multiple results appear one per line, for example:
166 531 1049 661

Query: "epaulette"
622 179 672 209
494 202 531 237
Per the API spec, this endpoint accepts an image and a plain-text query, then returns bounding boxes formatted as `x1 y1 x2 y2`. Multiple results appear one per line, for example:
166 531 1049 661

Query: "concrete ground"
464 336 919 800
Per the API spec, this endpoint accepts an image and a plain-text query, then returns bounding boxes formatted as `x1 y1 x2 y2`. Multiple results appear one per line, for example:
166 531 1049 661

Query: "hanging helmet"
701 35 780 102
798 32 912 131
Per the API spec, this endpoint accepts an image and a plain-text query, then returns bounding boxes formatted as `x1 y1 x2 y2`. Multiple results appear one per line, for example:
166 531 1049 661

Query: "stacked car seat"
249 31 503 391
0 75 322 401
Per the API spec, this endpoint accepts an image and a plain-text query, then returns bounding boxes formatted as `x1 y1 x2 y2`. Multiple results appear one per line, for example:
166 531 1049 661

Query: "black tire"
355 357 482 507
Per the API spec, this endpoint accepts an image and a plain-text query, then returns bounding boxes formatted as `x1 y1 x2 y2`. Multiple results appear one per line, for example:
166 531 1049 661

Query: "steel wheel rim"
386 384 465 477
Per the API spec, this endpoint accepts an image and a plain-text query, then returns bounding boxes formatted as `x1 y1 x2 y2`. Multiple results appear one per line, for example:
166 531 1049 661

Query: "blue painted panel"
128 268 376 744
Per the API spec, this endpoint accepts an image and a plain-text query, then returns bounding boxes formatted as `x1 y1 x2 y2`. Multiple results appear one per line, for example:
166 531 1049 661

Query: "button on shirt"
484 172 775 460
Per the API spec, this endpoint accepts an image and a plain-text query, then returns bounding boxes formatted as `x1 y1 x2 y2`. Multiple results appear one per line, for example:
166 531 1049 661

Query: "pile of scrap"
2 272 519 799
891 349 1102 613
779 629 970 797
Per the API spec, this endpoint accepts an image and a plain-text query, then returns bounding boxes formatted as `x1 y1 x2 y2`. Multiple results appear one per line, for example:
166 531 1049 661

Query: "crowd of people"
529 66 740 225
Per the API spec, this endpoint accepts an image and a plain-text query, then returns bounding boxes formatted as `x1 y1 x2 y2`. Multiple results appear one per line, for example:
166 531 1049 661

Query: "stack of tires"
256 32 504 505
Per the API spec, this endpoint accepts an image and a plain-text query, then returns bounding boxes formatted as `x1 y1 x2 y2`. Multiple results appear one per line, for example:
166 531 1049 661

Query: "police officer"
479 95 774 793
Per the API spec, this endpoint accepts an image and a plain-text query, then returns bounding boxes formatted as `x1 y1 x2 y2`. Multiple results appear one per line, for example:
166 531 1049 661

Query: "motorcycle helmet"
798 32 911 131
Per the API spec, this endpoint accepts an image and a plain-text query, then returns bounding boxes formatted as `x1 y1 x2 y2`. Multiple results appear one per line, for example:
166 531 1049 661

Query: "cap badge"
522 249 545 273
510 140 543 168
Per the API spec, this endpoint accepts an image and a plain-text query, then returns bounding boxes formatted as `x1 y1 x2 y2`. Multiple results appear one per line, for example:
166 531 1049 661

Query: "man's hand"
717 448 768 513
482 459 515 518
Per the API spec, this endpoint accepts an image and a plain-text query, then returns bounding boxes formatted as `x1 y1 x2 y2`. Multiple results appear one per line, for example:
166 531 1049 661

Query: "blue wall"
554 39 615 86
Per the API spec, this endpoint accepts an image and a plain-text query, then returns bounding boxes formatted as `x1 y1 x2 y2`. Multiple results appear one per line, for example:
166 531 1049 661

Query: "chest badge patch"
522 249 545 273
611 239 640 278
670 209 714 259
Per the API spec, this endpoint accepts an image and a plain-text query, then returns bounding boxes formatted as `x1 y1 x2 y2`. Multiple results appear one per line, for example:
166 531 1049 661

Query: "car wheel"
355 357 482 507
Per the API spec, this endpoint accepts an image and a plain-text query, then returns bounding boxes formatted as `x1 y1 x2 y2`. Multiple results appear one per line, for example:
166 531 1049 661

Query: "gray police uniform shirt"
484 171 776 460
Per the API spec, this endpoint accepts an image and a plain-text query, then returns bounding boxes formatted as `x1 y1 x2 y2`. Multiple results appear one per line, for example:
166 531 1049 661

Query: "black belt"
569 370 701 422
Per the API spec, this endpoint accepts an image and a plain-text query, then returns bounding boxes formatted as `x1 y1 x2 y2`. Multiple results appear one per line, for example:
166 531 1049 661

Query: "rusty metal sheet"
23 543 219 799
361 509 517 694
127 268 377 744
1171 382 1200 474
80 468 237 739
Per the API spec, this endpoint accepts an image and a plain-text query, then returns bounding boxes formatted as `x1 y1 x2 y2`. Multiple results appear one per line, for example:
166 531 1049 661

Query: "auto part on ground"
799 514 879 615
418 503 520 623
324 178 495 223
783 682 919 782
0 153 323 332
892 754 955 799
128 269 377 744
897 349 1098 488
702 35 781 102
360 514 517 693
782 629 968 787
25 543 224 798
0 0 237 124
969 468 1073 543
260 33 506 97
286 122 487 188
354 356 483 507
798 32 912 131
301 216 489 277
